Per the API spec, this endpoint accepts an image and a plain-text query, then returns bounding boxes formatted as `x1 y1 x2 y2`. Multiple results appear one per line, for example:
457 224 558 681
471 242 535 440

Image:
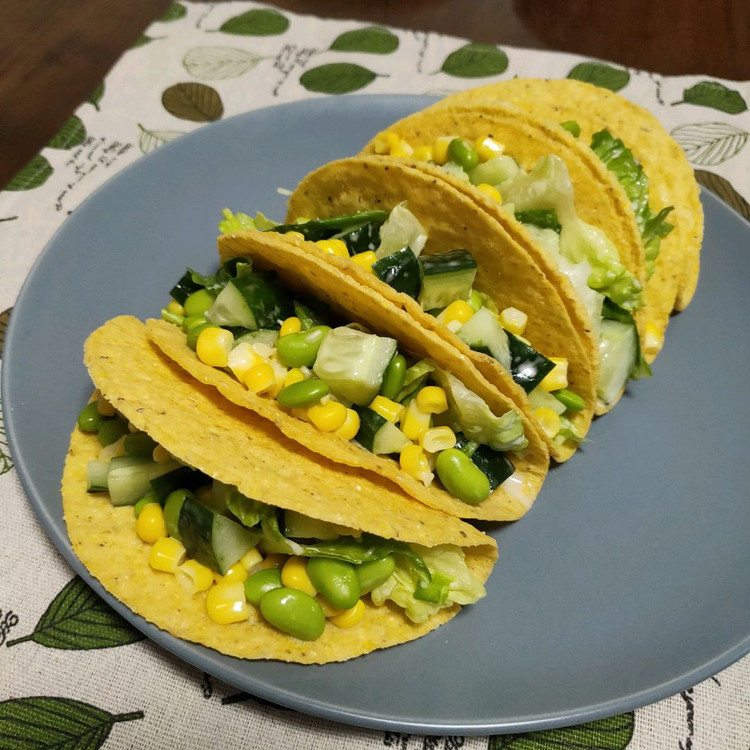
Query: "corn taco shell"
428 78 703 361
282 156 597 458
63 315 497 664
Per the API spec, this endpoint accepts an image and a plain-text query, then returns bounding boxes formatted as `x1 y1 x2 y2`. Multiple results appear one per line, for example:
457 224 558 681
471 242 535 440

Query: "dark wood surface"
1 0 748 191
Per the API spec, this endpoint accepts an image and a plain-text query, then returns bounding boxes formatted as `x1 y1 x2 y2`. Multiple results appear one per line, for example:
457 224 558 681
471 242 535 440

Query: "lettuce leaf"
218 208 278 234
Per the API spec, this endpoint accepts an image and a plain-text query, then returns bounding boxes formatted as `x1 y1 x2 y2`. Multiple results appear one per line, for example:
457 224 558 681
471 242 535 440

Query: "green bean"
164 489 194 540
276 379 330 409
355 555 396 594
379 354 407 400
276 325 330 368
77 401 104 433
124 431 157 458
183 289 215 317
133 492 159 519
447 138 479 172
244 568 283 606
553 388 585 412
186 322 216 350
97 418 129 447
259 587 326 640
307 557 360 610
435 448 491 505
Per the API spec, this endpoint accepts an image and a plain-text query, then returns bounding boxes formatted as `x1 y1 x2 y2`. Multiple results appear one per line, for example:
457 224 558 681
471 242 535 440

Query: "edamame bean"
447 138 479 171
133 492 159 518
183 289 215 317
186 322 216 350
276 325 330 368
244 568 283 606
181 313 207 333
435 448 491 505
77 401 104 433
98 417 129 447
355 555 396 595
553 388 585 412
259 587 326 641
164 489 194 540
307 557 360 610
276 379 330 409
379 354 407 400
124 431 157 458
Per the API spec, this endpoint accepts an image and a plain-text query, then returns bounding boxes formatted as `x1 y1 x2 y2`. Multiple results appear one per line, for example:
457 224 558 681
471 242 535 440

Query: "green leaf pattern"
219 8 289 36
138 124 186 154
0 309 11 476
5 155 53 191
670 122 748 166
301 63 379 94
47 115 87 150
568 61 631 91
440 42 508 77
183 46 265 80
675 81 748 114
330 26 399 54
162 82 224 121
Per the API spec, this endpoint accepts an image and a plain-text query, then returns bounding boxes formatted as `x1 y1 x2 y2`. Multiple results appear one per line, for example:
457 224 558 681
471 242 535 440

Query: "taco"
423 78 703 361
359 104 653 413
266 158 600 461
149 228 550 522
63 315 497 664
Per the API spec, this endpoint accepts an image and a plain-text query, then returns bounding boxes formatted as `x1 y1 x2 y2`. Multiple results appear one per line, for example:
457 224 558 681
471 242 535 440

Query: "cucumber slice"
418 250 477 311
467 154 519 187
233 329 279 348
506 332 556 394
313 327 397 406
107 458 181 506
284 510 340 541
86 460 111 492
598 319 636 406
206 272 292 330
372 246 420 299
456 307 511 371
355 408 410 454
149 465 209 503
332 219 383 255
178 496 261 574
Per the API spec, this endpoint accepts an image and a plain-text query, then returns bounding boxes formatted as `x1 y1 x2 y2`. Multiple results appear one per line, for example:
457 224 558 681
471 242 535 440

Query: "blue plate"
3 95 749 735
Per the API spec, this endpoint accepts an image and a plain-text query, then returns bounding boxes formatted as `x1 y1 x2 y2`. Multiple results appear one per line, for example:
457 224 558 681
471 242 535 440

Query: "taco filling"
214 205 586 447
373 132 654 407
162 254 534 507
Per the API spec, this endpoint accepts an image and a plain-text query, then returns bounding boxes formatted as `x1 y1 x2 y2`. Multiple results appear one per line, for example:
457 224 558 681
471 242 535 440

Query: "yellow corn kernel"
390 138 414 158
350 250 378 273
239 547 263 572
258 553 287 571
420 426 457 453
243 362 276 394
315 238 350 258
227 342 262 381
281 556 317 597
330 598 366 628
221 562 249 584
196 327 234 368
438 300 475 330
416 386 448 415
369 395 405 424
308 399 348 432
284 230 306 242
373 130 400 155
317 596 343 618
291 406 310 421
539 358 569 392
475 135 503 161
499 306 528 335
136 503 168 544
400 398 432 440
334 408 361 441
152 444 173 463
643 321 664 359
166 299 185 316
534 407 562 439
283 367 306 388
412 144 434 162
148 536 186 573
280 316 302 337
432 136 454 165
475 183 502 203
175 559 214 594
399 444 433 485
205 581 250 625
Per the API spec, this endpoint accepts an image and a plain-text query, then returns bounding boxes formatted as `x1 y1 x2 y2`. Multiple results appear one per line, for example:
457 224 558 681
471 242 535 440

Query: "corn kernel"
315 238 350 258
432 136 454 165
534 407 562 439
373 130 400 155
152 444 173 463
416 386 448 415
196 327 234 368
280 316 302 337
420 426 457 453
475 183 502 203
239 547 263 572
369 395 405 424
284 230 306 242
291 407 310 421
412 145 434 162
243 362 276 394
539 358 569 392
330 598 366 628
308 399 348 432
205 581 250 625
283 367 306 388
400 398 432 440
175 559 214 594
317 596 343 618
334 408 361 441
218 562 247 584
475 135 503 161
499 306 528 335
136 503 168 544
166 299 185 317
643 321 664 359
437 300 475 330
390 138 414 158
259 554 287 570
350 250 378 273
399 444 433 486
148 536 186 573
281 556 317 597
227 342 262 381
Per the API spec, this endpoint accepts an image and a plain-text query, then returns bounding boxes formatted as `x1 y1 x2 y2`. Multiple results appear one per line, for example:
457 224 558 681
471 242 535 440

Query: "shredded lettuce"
375 203 428 259
589 130 674 278
218 209 278 235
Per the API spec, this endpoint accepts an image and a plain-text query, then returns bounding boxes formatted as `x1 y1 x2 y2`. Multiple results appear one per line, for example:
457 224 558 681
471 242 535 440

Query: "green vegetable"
273 210 388 242
355 555 396 594
467 154 519 187
514 208 562 234
457 439 515 491
455 306 511 371
244 568 283 606
276 325 330 368
276 379 330 408
375 203 427 259
86 460 110 492
395 359 435 403
379 354 407 400
355 407 410 454
183 289 215 317
123 431 157 458
133 493 159 518
218 208 277 234
372 246 420 299
418 249 477 311
259 587 326 641
413 571 452 604
149 465 207 503
307 557 360 610
164 489 194 540
447 138 479 171
97 418 128 447
77 402 104 433
560 120 581 138
106 457 181 507
435 449 491 505
553 388 586 412
506 331 556 393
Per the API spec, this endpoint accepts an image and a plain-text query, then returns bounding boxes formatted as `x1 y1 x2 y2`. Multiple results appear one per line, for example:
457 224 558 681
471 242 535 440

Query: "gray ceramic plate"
3 95 749 736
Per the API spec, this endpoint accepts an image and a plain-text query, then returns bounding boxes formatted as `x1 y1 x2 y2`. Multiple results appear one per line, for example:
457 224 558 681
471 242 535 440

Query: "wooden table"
1 0 748 190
